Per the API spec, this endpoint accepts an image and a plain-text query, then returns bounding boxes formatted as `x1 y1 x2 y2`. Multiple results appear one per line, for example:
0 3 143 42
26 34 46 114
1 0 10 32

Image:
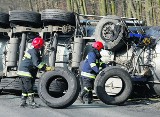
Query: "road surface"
0 92 160 117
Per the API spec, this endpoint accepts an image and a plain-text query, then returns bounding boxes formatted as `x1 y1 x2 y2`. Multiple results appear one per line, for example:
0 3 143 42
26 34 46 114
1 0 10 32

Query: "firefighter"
79 41 106 104
17 37 46 108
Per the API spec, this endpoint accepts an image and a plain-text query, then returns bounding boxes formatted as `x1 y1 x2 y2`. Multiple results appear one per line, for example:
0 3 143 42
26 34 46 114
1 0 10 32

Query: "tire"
95 15 126 52
153 84 160 96
38 67 80 109
0 12 9 28
94 66 133 105
9 10 41 28
41 9 76 26
148 74 160 96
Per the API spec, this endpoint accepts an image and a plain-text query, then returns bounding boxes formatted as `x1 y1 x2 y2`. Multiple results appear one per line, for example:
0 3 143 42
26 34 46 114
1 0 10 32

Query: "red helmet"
32 37 44 49
92 41 104 51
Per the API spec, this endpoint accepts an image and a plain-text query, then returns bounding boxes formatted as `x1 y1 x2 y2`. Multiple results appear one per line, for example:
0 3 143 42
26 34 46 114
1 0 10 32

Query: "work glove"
45 66 55 71
40 64 47 71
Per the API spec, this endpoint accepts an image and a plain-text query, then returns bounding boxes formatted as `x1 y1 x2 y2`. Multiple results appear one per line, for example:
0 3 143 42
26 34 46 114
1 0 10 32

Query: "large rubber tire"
38 67 80 109
153 84 160 96
9 10 41 28
94 66 133 105
95 15 126 52
41 9 76 26
0 12 9 28
148 72 160 96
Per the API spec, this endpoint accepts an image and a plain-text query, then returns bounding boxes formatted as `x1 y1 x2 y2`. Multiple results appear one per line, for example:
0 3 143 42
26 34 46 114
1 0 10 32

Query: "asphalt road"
0 93 160 117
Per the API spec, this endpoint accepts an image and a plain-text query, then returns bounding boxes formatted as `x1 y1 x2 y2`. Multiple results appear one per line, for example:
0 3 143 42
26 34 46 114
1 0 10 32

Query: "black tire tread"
38 67 79 109
0 12 9 28
41 9 76 26
94 66 133 105
9 10 41 27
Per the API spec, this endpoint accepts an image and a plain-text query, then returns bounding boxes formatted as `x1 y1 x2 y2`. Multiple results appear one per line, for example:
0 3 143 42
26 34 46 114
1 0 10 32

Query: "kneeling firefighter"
79 41 106 104
17 37 46 108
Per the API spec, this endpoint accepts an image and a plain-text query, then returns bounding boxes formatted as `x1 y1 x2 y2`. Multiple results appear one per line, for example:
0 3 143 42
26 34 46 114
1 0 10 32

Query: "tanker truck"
0 9 160 109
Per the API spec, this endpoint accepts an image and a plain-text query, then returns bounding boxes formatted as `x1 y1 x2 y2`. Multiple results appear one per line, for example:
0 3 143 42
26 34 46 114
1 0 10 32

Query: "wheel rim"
101 22 115 41
105 76 123 96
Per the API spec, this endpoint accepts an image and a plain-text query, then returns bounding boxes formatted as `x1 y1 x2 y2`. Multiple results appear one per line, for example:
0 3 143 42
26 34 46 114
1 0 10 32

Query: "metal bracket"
42 25 74 33
42 25 60 32
0 28 11 32
12 26 41 33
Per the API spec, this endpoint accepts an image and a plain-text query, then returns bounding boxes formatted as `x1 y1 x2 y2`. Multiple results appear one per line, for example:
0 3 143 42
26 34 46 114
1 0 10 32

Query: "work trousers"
20 76 35 94
81 76 94 90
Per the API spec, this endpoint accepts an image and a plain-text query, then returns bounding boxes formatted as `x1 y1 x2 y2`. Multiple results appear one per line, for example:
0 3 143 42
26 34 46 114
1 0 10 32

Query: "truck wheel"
94 66 133 105
9 10 41 28
95 15 126 52
41 9 76 26
38 67 80 109
148 75 160 96
0 12 9 28
153 84 160 96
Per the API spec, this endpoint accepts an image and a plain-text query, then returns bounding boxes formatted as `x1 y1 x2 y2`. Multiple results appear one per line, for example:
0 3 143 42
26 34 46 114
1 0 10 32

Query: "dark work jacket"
17 47 45 78
81 47 106 79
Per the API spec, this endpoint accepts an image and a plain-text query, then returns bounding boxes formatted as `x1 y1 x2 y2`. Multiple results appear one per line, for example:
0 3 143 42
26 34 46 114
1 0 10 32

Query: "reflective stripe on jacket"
17 71 32 77
81 71 96 79
81 48 100 79
17 47 45 78
81 47 106 79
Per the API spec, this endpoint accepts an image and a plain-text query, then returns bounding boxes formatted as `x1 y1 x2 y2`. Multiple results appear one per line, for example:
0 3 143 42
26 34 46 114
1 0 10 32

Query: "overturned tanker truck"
0 9 160 108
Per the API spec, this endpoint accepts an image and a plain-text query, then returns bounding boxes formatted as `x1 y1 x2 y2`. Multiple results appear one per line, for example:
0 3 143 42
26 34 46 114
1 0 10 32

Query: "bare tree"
99 0 107 15
66 0 72 11
29 0 33 11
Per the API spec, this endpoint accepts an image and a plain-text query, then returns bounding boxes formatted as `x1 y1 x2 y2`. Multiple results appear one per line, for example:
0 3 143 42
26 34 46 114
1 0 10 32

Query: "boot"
28 94 39 108
20 96 27 107
87 91 93 104
78 89 87 104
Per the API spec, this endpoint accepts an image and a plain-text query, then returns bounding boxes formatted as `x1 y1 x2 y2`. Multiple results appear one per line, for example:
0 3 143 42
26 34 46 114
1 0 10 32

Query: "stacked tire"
9 10 41 28
0 12 9 28
41 9 76 26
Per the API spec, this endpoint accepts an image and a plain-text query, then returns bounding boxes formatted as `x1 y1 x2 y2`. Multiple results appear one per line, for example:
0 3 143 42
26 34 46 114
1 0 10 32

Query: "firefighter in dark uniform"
79 41 106 104
17 37 46 108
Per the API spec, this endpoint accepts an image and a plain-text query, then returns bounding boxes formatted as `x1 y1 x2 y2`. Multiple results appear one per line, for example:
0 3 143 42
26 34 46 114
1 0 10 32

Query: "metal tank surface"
0 36 9 72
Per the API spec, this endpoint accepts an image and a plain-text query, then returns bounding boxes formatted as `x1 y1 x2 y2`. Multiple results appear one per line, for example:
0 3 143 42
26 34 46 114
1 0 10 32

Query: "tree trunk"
126 0 131 18
82 0 87 15
79 0 85 14
35 0 40 12
66 0 72 11
99 0 107 16
90 0 96 15
74 0 80 13
117 0 124 16
110 0 115 15
127 0 136 18
145 0 151 26
29 0 33 11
